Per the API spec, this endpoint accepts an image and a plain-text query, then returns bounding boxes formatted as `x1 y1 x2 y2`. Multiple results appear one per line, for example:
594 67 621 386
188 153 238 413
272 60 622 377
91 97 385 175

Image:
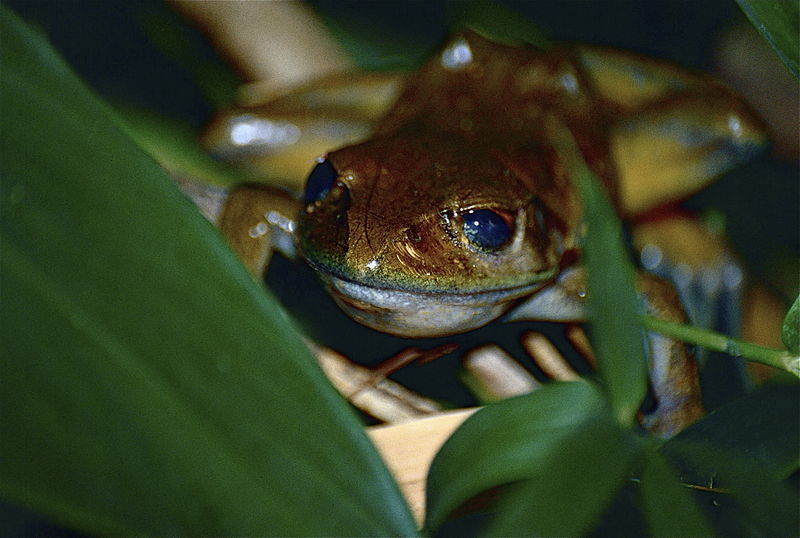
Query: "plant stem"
642 316 800 378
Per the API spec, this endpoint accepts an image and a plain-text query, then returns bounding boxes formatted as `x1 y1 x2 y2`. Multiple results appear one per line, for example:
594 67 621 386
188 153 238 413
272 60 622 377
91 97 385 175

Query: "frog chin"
320 274 547 338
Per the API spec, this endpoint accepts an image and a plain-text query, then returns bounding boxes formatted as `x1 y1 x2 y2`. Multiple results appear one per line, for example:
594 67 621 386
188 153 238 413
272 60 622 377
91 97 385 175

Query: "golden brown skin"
301 35 605 294
202 31 766 435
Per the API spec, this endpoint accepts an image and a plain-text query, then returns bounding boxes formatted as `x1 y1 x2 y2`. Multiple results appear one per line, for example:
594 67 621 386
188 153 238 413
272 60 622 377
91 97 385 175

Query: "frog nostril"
304 158 338 203
462 209 512 251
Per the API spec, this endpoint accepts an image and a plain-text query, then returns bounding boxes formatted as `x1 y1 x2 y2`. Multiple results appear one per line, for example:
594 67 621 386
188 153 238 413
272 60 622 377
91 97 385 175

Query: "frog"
192 30 767 436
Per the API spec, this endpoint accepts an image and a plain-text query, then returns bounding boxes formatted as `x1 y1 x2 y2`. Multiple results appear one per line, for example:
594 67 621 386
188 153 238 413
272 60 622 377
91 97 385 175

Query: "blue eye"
304 159 338 202
462 209 512 251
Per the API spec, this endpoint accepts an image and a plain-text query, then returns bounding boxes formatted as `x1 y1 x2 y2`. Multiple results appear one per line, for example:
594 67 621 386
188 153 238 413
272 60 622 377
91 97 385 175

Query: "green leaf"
662 439 799 536
639 445 713 537
668 383 800 479
116 103 248 187
484 413 638 536
0 6 416 536
572 151 648 427
424 381 607 531
781 295 799 354
736 0 800 79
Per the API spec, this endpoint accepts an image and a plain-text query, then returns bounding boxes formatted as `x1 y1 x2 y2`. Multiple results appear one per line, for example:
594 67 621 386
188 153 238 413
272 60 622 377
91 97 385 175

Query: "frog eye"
462 209 512 251
304 159 338 203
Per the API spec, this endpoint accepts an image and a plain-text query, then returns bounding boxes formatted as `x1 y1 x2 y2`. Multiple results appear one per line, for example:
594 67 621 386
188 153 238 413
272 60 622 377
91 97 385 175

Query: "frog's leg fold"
611 94 767 216
202 72 405 190
506 267 704 436
218 183 300 275
578 46 768 215
175 178 300 276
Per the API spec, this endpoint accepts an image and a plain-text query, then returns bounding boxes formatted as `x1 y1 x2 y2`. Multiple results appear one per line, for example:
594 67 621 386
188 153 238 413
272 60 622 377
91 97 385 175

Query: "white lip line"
322 271 553 306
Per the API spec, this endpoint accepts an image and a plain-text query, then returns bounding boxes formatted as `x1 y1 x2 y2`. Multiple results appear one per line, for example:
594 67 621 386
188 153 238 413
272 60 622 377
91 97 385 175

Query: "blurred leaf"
484 413 638 536
116 104 248 187
736 0 800 79
639 445 713 537
667 383 800 479
781 295 799 354
0 6 415 536
424 381 606 531
571 143 648 427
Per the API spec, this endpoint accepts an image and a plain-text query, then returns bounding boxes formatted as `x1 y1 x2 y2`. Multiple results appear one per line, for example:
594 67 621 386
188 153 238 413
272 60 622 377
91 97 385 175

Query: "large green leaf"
662 439 799 536
639 445 713 537
117 104 249 187
736 0 800 79
483 414 638 536
570 138 648 426
424 381 610 531
667 382 800 479
0 6 415 536
663 385 800 535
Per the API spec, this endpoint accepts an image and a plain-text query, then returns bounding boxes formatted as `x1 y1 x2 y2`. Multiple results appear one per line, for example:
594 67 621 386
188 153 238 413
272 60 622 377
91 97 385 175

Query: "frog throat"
311 266 556 337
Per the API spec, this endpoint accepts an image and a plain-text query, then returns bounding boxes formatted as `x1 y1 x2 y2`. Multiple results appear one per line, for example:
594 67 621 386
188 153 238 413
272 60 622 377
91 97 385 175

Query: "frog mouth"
315 270 553 338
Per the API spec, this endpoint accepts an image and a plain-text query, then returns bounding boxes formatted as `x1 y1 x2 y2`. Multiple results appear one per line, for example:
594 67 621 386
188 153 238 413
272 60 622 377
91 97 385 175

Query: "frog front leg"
507 266 704 437
218 183 300 274
202 72 404 191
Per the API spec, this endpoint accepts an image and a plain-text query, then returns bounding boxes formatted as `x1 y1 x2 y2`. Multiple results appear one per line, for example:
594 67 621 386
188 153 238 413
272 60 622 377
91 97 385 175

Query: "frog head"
297 133 577 337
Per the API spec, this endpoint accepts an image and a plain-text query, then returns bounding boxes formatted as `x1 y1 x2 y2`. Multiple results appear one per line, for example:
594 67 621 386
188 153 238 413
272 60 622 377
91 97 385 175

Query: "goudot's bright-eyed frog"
198 31 766 435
